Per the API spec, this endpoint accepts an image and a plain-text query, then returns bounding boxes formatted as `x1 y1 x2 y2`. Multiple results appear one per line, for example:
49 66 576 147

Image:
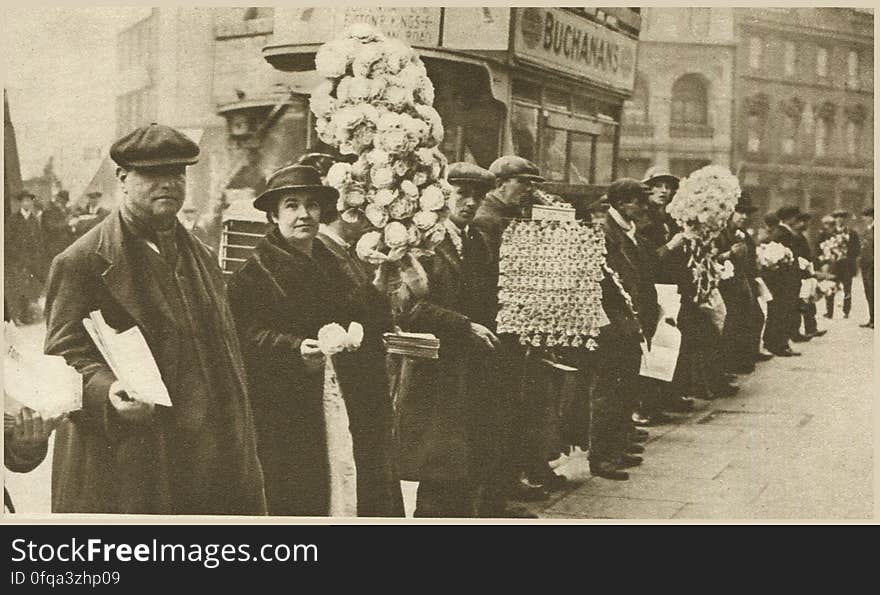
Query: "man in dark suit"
397 162 502 517
42 189 75 265
790 212 826 342
590 179 659 481
860 207 874 328
5 190 47 324
824 210 861 319
763 206 804 357
43 124 266 514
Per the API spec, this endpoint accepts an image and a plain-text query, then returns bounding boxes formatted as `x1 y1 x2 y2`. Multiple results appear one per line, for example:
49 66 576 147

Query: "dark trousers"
800 301 818 336
826 274 854 317
415 481 477 518
764 279 799 352
589 336 641 464
863 268 874 322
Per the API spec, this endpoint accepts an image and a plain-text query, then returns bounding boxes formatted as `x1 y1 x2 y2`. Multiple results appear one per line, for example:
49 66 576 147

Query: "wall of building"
733 7 873 222
619 7 736 180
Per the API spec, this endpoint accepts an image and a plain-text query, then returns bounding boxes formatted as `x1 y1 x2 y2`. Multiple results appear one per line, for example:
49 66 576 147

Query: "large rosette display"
310 24 448 316
310 24 448 263
666 165 741 303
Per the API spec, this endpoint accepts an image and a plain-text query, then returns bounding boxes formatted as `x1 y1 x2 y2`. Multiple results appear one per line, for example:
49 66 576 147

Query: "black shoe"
790 333 812 343
824 313 833 319
844 312 850 319
861 321 874 328
626 443 645 454
769 347 800 357
811 330 828 337
590 461 629 481
631 412 651 426
663 397 696 413
754 352 774 362
617 454 643 468
713 384 740 398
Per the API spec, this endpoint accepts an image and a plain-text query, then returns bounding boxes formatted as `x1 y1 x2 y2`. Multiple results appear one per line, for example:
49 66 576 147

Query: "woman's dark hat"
253 164 339 213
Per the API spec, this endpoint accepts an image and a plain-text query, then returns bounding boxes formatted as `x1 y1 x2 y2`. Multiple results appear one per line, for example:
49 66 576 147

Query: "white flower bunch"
666 165 741 243
317 322 364 356
311 24 451 261
756 241 794 270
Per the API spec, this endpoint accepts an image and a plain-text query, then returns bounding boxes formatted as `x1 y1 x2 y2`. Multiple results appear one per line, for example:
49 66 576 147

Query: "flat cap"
489 155 545 182
110 123 200 169
606 178 649 205
832 209 851 218
446 162 496 187
776 205 801 221
16 190 35 200
641 166 679 186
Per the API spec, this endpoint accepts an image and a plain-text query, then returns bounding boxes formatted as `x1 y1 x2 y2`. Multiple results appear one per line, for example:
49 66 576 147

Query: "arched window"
623 74 649 125
671 74 708 125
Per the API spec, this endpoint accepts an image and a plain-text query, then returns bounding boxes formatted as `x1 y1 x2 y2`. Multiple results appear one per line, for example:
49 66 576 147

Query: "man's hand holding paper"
108 380 155 423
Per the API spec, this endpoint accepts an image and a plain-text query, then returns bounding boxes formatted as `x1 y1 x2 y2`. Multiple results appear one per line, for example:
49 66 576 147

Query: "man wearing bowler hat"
5 189 48 324
43 123 266 514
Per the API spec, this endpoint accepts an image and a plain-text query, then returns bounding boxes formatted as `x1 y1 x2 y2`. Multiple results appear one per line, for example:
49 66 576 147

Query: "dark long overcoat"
395 229 500 484
43 210 266 514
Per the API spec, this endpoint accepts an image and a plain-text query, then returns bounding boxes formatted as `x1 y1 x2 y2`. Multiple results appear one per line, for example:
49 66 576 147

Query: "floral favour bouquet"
756 241 794 271
666 165 741 303
311 24 450 265
818 232 848 265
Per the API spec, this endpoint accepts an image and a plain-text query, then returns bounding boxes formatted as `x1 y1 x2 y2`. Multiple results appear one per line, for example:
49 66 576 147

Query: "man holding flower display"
395 162 502 517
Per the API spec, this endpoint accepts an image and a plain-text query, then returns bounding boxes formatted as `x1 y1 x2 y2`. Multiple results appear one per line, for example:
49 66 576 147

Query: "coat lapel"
95 211 163 334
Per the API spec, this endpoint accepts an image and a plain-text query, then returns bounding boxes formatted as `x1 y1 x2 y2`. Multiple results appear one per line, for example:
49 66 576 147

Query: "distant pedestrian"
41 189 75 263
70 191 110 238
5 190 47 324
860 206 874 328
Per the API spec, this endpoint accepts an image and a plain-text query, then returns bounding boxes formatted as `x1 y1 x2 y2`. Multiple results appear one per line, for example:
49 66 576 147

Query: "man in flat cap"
5 190 48 324
762 205 804 356
823 210 861 319
590 179 659 480
396 162 503 517
474 155 545 252
859 206 873 328
43 123 266 514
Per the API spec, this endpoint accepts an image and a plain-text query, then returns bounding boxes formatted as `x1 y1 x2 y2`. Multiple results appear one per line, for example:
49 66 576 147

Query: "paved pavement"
4 279 875 519
531 278 875 520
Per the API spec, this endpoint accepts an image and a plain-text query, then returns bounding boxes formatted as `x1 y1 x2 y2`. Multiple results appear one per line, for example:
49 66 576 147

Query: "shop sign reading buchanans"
515 8 637 93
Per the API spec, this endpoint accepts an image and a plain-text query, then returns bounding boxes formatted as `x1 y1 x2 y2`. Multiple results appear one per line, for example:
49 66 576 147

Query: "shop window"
540 127 568 182
847 50 860 89
594 123 616 185
671 74 708 125
512 80 541 105
569 132 594 184
544 88 570 112
511 103 539 163
783 41 796 77
623 74 649 125
749 36 763 70
816 47 828 79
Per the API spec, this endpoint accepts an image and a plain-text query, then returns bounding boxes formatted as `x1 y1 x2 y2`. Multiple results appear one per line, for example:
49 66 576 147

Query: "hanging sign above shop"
514 8 637 93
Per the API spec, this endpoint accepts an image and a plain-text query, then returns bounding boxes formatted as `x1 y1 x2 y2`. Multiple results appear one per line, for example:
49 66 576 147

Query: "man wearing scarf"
43 124 266 514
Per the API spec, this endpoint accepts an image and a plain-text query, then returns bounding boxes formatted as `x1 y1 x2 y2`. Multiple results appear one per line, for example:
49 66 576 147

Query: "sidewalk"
529 279 874 520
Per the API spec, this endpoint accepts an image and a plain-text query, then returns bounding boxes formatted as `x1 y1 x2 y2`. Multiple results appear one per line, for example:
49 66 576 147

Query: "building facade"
619 7 737 181
734 8 873 221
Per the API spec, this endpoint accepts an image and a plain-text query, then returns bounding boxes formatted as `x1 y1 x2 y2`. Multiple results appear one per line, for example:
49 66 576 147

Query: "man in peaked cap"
43 123 266 515
474 155 545 252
